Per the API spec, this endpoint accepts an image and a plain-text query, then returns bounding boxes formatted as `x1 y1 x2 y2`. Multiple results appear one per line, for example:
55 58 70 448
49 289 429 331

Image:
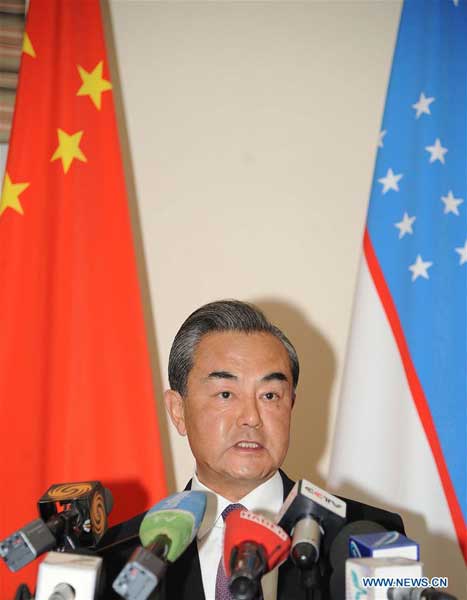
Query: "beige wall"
104 0 402 492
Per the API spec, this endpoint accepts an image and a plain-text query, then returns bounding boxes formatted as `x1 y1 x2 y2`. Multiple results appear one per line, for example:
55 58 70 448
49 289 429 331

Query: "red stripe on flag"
364 227 467 563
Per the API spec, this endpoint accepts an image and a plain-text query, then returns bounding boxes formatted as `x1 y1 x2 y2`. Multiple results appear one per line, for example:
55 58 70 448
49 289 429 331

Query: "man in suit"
98 299 404 599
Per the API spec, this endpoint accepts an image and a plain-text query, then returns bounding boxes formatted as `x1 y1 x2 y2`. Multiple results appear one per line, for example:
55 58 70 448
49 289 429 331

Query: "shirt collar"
191 471 284 540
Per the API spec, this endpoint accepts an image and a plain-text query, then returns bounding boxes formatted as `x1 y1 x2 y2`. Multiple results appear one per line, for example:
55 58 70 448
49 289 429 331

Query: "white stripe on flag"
328 256 465 599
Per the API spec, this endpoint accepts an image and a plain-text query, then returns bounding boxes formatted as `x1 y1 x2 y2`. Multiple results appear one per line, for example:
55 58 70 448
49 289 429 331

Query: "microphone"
329 520 387 569
13 584 33 600
388 588 457 599
347 556 423 599
223 508 291 600
276 480 346 571
112 491 207 600
0 481 113 572
34 551 103 600
346 556 457 599
327 520 386 599
349 530 419 561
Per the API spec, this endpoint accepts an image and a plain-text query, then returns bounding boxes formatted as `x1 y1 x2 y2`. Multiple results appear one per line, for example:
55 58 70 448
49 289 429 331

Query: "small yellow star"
23 32 36 58
51 128 87 174
77 61 112 110
0 173 30 217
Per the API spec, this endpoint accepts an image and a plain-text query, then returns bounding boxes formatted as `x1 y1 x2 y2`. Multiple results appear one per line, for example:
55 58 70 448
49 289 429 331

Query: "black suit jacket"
96 471 404 600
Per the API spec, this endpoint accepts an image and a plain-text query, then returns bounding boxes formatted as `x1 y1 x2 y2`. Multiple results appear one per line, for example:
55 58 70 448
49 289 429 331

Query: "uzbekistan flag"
328 1 466 597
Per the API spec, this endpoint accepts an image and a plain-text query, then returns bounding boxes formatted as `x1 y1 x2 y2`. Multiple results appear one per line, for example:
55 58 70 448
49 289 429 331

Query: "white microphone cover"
35 552 103 600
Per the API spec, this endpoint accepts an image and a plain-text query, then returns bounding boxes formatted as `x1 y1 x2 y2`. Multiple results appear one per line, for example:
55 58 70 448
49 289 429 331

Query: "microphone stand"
299 562 322 600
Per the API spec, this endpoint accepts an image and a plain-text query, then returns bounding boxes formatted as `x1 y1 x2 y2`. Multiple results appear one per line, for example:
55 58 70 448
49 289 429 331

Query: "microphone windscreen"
139 491 206 562
328 520 386 600
329 520 386 569
224 509 291 574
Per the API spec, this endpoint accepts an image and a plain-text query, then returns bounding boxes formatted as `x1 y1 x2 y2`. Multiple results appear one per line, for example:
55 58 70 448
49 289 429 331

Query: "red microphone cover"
223 509 291 575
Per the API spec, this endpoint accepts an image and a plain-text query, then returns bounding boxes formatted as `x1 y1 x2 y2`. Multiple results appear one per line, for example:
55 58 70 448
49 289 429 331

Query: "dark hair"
168 299 299 396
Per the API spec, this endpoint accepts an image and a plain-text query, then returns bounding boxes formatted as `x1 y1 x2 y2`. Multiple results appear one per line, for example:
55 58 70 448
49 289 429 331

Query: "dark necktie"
215 503 245 600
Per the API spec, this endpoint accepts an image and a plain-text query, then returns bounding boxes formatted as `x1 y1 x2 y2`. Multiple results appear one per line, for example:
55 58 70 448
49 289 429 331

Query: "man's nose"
237 395 263 429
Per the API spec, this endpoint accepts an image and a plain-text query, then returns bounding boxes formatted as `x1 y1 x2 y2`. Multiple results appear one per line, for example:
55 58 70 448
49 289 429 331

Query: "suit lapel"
162 539 205 600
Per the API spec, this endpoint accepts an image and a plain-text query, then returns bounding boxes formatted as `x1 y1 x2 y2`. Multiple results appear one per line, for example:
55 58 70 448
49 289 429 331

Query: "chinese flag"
0 1 167 595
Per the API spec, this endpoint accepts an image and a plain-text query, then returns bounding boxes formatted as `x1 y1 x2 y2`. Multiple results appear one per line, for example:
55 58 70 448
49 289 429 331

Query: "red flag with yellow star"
0 0 167 594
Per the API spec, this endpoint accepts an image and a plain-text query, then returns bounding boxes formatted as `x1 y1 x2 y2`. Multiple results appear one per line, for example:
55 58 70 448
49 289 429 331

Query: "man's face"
165 331 295 499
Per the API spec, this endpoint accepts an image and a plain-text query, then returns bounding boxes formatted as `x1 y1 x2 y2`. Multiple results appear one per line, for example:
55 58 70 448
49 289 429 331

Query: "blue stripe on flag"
366 0 466 522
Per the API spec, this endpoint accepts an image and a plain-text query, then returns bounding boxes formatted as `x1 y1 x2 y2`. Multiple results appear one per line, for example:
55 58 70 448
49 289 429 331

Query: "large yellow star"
77 61 112 110
23 32 36 58
0 173 30 217
51 129 87 174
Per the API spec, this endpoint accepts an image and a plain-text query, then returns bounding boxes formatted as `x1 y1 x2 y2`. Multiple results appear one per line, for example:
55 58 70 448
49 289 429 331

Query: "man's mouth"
234 441 263 449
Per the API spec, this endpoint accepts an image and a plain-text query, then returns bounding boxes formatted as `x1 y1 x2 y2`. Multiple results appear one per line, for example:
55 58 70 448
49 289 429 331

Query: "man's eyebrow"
261 372 289 383
207 371 238 380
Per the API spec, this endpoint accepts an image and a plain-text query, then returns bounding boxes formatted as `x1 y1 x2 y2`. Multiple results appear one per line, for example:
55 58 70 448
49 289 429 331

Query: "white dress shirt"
191 471 284 600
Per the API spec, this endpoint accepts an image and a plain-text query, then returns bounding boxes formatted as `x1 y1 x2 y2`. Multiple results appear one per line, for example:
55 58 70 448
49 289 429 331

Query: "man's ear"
164 389 187 436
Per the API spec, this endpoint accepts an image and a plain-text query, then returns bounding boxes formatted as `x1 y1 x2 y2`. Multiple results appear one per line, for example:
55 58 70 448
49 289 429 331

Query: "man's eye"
263 392 278 401
219 391 232 399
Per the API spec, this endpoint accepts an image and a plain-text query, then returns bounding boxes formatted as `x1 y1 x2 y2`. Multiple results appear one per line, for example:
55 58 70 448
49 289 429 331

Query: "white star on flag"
378 168 403 194
455 241 467 265
452 0 459 6
425 138 448 164
441 190 464 215
409 255 433 281
378 130 387 148
412 92 435 118
395 212 416 238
